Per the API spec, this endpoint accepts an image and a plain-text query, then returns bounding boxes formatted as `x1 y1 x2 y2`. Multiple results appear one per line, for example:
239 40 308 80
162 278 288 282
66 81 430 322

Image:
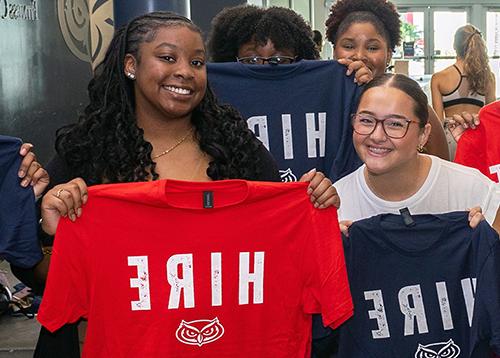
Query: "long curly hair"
325 0 401 52
207 5 319 62
454 24 492 95
56 11 264 184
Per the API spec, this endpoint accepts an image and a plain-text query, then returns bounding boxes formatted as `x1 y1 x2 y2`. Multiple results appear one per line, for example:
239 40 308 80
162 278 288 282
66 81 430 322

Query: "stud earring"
126 72 136 80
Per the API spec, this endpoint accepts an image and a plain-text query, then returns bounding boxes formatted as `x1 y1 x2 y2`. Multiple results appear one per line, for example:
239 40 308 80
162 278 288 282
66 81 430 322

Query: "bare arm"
485 72 496 105
430 74 445 120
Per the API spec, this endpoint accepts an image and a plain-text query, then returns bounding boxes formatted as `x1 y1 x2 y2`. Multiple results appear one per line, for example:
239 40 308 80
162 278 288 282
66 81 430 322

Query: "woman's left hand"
299 169 340 209
18 143 50 198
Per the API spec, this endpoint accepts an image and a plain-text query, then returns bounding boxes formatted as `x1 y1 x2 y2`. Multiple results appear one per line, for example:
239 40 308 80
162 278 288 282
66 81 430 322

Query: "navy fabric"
0 136 41 268
207 60 362 182
339 212 500 357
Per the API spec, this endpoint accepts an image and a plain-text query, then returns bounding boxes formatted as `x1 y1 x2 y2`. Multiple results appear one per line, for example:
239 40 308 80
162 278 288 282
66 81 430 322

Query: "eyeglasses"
351 113 420 139
236 56 296 65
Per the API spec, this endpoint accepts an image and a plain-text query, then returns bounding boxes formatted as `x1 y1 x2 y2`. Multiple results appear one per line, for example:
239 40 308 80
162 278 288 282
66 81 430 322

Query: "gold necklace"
152 129 193 160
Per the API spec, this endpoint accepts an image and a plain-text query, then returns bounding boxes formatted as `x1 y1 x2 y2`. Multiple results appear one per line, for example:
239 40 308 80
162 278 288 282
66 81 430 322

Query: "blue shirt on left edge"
0 135 42 268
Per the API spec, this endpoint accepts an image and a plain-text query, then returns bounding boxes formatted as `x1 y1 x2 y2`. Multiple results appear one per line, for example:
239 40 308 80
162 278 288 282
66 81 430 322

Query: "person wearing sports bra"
431 24 496 159
441 64 486 108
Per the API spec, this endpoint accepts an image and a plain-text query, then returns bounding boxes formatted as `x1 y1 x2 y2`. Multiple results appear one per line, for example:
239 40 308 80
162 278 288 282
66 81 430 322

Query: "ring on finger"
55 188 66 198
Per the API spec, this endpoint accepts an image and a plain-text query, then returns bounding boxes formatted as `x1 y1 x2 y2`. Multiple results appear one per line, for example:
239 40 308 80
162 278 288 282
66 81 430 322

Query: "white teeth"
369 146 391 154
164 86 191 95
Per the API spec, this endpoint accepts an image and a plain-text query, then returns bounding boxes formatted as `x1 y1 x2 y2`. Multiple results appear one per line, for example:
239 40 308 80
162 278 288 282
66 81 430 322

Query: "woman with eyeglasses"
334 73 500 233
207 5 319 64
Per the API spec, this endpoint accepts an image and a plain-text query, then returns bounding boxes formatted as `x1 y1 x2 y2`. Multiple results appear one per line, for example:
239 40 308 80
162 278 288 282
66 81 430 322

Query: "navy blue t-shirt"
207 60 362 182
339 212 500 357
0 136 41 268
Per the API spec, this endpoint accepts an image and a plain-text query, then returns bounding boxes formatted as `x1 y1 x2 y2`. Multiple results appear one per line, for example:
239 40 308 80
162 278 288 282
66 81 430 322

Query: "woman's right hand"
444 111 480 142
337 58 374 85
41 178 88 235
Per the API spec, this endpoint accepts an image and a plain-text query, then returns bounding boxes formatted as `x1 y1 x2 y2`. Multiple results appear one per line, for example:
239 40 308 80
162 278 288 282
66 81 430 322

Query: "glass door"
486 9 500 99
432 10 468 72
395 10 426 77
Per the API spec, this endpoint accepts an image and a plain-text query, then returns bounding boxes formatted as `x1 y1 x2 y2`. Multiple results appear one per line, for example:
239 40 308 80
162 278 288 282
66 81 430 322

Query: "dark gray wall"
0 1 92 164
190 0 245 37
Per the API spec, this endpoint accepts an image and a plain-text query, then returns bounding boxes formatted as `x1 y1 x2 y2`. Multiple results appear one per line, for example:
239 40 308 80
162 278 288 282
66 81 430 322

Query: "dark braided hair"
325 0 401 52
207 5 319 62
56 11 264 184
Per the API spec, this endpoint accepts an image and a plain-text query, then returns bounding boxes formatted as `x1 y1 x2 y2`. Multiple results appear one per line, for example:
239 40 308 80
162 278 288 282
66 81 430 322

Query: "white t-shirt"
335 154 500 224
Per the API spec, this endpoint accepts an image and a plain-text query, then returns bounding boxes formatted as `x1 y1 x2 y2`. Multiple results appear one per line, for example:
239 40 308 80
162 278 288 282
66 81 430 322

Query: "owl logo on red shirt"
176 317 225 346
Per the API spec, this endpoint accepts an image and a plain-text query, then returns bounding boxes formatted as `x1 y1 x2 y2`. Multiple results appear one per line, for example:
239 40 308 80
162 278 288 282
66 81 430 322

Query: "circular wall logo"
57 0 114 66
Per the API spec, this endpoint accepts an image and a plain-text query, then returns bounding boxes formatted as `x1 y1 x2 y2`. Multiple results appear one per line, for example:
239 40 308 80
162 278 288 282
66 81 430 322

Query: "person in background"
313 30 324 57
207 5 319 64
1 139 49 271
325 0 450 161
33 12 337 357
431 24 496 159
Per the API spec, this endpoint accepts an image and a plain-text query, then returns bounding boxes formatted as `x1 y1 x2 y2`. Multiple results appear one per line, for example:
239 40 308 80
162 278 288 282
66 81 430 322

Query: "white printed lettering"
128 256 151 311
239 252 265 305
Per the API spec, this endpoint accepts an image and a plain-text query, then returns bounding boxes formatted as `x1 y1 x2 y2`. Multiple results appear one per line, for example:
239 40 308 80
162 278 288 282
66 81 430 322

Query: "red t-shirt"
454 101 500 182
38 180 352 357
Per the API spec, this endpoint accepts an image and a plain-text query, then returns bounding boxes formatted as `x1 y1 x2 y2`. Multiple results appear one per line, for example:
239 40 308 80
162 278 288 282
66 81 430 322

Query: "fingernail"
308 168 317 174
83 194 88 204
21 179 29 187
20 148 27 155
18 170 24 178
314 202 320 208
319 204 326 209
463 123 468 129
346 69 352 76
77 208 82 217
353 78 357 83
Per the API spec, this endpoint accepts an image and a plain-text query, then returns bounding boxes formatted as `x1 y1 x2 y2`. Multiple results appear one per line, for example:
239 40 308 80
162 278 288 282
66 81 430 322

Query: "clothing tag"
203 191 214 209
399 207 416 227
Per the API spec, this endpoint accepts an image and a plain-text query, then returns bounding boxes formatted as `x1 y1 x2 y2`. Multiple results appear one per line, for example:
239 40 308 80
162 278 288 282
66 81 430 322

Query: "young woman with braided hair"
431 24 496 158
34 11 337 356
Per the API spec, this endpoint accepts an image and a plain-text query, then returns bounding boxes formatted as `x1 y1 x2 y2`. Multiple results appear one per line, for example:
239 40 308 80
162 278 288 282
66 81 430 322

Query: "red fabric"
38 180 352 358
454 101 500 182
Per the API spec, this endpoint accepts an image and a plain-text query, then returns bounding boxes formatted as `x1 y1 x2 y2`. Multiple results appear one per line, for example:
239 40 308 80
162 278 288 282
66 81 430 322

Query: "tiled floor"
0 261 39 357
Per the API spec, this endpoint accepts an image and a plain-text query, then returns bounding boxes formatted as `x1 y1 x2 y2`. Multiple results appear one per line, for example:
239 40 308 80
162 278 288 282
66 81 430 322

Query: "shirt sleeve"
37 217 90 332
302 207 353 329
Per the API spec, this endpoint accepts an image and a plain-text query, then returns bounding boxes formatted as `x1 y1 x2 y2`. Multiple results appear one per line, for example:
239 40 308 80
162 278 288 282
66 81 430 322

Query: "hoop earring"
417 144 425 153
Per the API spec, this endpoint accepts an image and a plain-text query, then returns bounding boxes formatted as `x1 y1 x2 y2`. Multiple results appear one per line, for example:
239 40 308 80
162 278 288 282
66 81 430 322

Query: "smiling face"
334 22 390 77
124 25 207 122
354 86 430 176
